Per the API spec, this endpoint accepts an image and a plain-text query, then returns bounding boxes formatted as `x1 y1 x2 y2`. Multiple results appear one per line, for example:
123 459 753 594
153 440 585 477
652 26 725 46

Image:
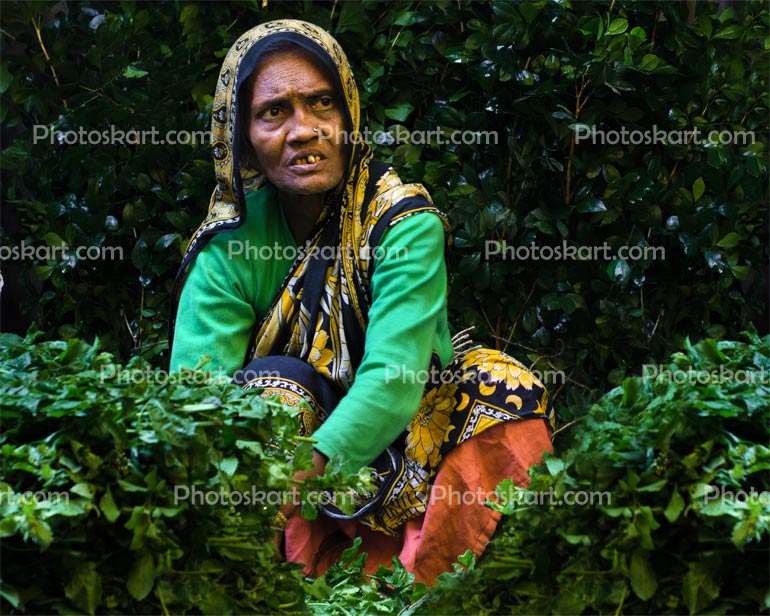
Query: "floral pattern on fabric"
459 347 538 396
362 346 554 534
309 330 335 378
405 384 457 469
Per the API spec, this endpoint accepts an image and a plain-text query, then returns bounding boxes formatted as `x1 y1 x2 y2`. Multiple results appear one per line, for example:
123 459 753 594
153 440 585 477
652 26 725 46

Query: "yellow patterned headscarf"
170 19 380 341
170 19 443 356
189 20 363 258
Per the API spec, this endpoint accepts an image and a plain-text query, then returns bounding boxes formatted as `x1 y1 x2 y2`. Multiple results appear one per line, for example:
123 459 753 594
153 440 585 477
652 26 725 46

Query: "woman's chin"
274 174 343 198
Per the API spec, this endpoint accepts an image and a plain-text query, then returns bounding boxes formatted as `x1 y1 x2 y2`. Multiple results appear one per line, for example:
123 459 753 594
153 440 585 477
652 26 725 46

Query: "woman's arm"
311 211 452 473
170 235 257 376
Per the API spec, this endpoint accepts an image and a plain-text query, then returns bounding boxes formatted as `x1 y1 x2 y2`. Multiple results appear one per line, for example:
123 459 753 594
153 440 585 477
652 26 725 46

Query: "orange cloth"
284 418 553 585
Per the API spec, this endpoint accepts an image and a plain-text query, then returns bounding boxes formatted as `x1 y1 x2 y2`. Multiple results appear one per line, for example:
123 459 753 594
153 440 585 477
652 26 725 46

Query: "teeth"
294 155 320 166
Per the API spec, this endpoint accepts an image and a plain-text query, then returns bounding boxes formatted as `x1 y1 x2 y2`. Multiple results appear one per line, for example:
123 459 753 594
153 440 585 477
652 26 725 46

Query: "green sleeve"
169 233 258 376
170 186 293 376
312 211 453 473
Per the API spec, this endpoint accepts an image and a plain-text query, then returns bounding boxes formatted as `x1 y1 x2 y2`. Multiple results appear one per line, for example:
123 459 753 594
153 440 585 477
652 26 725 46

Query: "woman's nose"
286 107 317 143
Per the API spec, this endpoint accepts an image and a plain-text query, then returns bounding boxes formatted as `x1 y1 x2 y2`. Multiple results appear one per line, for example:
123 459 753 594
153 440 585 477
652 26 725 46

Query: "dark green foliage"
0 332 370 614
406 331 770 615
2 1 767 405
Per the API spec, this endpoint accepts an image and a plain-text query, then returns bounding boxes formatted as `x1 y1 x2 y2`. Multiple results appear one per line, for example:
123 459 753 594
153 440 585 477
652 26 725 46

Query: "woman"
170 19 555 584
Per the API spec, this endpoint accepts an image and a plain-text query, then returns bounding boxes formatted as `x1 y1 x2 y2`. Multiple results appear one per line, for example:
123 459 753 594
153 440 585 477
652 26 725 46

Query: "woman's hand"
271 448 328 560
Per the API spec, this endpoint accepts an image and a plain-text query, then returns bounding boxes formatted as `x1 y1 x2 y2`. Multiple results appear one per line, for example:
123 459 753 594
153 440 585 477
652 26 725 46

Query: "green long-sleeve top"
171 184 454 472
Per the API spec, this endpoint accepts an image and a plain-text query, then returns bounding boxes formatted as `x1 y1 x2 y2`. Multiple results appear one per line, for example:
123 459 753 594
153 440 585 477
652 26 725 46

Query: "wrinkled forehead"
232 26 357 132
245 44 339 104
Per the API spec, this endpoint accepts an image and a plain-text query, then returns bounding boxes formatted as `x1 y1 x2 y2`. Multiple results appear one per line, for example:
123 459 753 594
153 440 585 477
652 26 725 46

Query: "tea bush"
407 331 770 615
2 332 767 614
0 333 370 614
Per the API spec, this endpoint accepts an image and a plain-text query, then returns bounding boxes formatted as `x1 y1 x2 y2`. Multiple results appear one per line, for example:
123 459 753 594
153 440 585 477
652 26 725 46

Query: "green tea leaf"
664 488 685 523
98 488 120 523
607 18 628 35
575 197 606 213
714 24 742 39
64 563 102 615
0 584 20 609
630 551 658 600
544 456 565 476
220 457 238 477
385 103 414 122
126 552 155 601
716 232 739 248
123 64 148 79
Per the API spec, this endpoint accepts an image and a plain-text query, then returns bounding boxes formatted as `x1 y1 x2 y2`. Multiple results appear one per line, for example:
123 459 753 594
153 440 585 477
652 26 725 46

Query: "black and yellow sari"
170 19 555 536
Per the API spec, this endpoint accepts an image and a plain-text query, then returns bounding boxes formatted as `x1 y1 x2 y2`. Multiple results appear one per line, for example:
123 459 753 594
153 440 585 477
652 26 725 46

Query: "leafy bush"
0 320 767 613
0 333 369 614
414 0 769 395
406 331 770 615
2 1 767 403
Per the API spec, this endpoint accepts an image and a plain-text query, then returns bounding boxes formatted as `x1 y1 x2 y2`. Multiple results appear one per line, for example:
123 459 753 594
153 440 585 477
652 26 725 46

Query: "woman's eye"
258 106 282 120
316 96 333 109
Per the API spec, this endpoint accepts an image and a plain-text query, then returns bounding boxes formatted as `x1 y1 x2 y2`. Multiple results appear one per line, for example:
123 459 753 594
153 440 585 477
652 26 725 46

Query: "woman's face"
245 48 347 197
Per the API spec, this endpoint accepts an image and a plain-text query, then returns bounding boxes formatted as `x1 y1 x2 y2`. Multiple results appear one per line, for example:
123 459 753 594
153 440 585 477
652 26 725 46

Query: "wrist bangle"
272 510 289 531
